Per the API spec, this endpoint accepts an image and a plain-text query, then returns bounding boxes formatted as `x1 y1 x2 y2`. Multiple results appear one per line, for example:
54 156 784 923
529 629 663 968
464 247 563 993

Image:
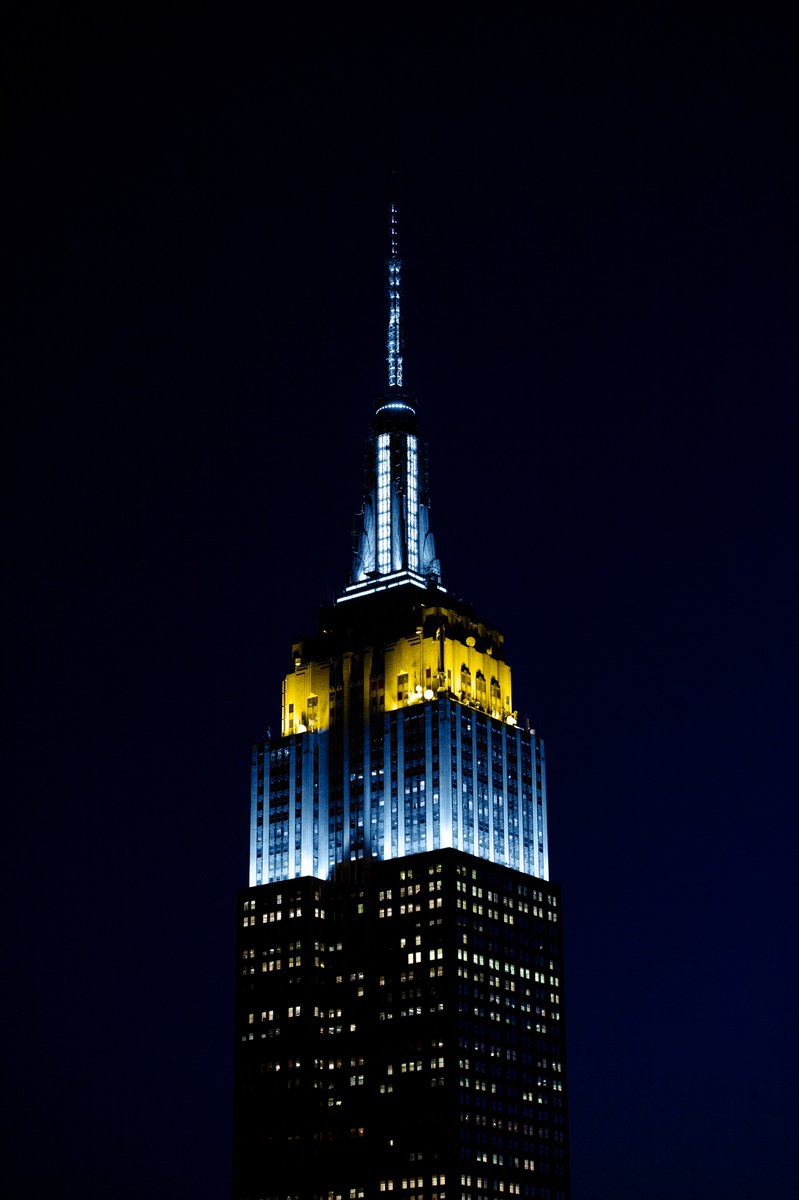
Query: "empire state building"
232 208 570 1200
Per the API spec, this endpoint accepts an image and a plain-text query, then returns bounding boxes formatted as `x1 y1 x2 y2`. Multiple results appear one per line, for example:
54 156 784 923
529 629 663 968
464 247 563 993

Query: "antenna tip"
389 203 399 260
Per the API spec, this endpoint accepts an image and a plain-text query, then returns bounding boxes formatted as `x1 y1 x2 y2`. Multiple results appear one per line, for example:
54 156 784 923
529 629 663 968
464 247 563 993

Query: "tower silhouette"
232 208 570 1200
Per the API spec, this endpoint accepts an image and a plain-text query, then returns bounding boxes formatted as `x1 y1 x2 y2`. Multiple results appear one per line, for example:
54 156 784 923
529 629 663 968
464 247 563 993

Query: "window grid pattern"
377 433 391 573
406 434 419 572
234 853 568 1198
252 701 548 883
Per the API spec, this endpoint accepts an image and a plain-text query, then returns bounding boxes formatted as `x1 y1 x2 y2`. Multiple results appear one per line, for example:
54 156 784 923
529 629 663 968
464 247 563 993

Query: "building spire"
387 203 403 389
344 203 441 599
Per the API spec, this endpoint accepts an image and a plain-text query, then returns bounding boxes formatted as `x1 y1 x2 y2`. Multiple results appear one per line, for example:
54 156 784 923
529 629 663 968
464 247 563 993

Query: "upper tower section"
344 205 441 602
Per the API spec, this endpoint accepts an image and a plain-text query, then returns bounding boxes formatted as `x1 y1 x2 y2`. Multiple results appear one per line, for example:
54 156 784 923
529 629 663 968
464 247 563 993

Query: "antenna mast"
387 203 403 389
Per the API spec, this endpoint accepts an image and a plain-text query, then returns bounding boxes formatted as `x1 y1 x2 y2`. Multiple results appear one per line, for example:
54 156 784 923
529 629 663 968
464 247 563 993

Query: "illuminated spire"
387 203 403 389
345 204 441 599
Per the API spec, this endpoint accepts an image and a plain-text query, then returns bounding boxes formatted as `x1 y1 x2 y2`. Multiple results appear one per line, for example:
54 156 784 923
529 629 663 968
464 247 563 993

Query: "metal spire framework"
387 203 403 389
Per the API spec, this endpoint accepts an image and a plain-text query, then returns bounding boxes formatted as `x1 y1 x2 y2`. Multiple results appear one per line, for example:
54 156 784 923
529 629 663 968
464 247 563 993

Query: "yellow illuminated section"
281 605 516 736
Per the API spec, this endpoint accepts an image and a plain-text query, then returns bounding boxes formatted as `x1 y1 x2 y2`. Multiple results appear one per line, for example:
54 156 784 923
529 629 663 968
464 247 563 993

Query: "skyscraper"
233 209 569 1200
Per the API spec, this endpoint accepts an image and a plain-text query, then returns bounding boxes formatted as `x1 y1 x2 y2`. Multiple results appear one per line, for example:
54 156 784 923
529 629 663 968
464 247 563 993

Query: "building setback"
232 208 570 1200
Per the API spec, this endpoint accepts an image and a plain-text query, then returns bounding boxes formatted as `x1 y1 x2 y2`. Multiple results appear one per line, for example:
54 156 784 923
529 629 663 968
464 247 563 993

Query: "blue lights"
375 400 415 414
348 203 442 595
340 569 442 601
251 699 549 884
406 435 419 572
376 433 391 573
387 204 403 389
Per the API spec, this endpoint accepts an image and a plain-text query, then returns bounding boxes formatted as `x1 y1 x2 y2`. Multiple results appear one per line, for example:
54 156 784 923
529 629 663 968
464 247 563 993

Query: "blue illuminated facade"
251 693 548 887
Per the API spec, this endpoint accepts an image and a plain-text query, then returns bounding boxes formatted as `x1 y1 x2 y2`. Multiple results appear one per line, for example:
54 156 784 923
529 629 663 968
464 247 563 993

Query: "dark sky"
5 4 798 1198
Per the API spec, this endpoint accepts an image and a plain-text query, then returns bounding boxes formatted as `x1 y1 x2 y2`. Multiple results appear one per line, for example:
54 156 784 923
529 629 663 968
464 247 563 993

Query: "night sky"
6 5 798 1198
